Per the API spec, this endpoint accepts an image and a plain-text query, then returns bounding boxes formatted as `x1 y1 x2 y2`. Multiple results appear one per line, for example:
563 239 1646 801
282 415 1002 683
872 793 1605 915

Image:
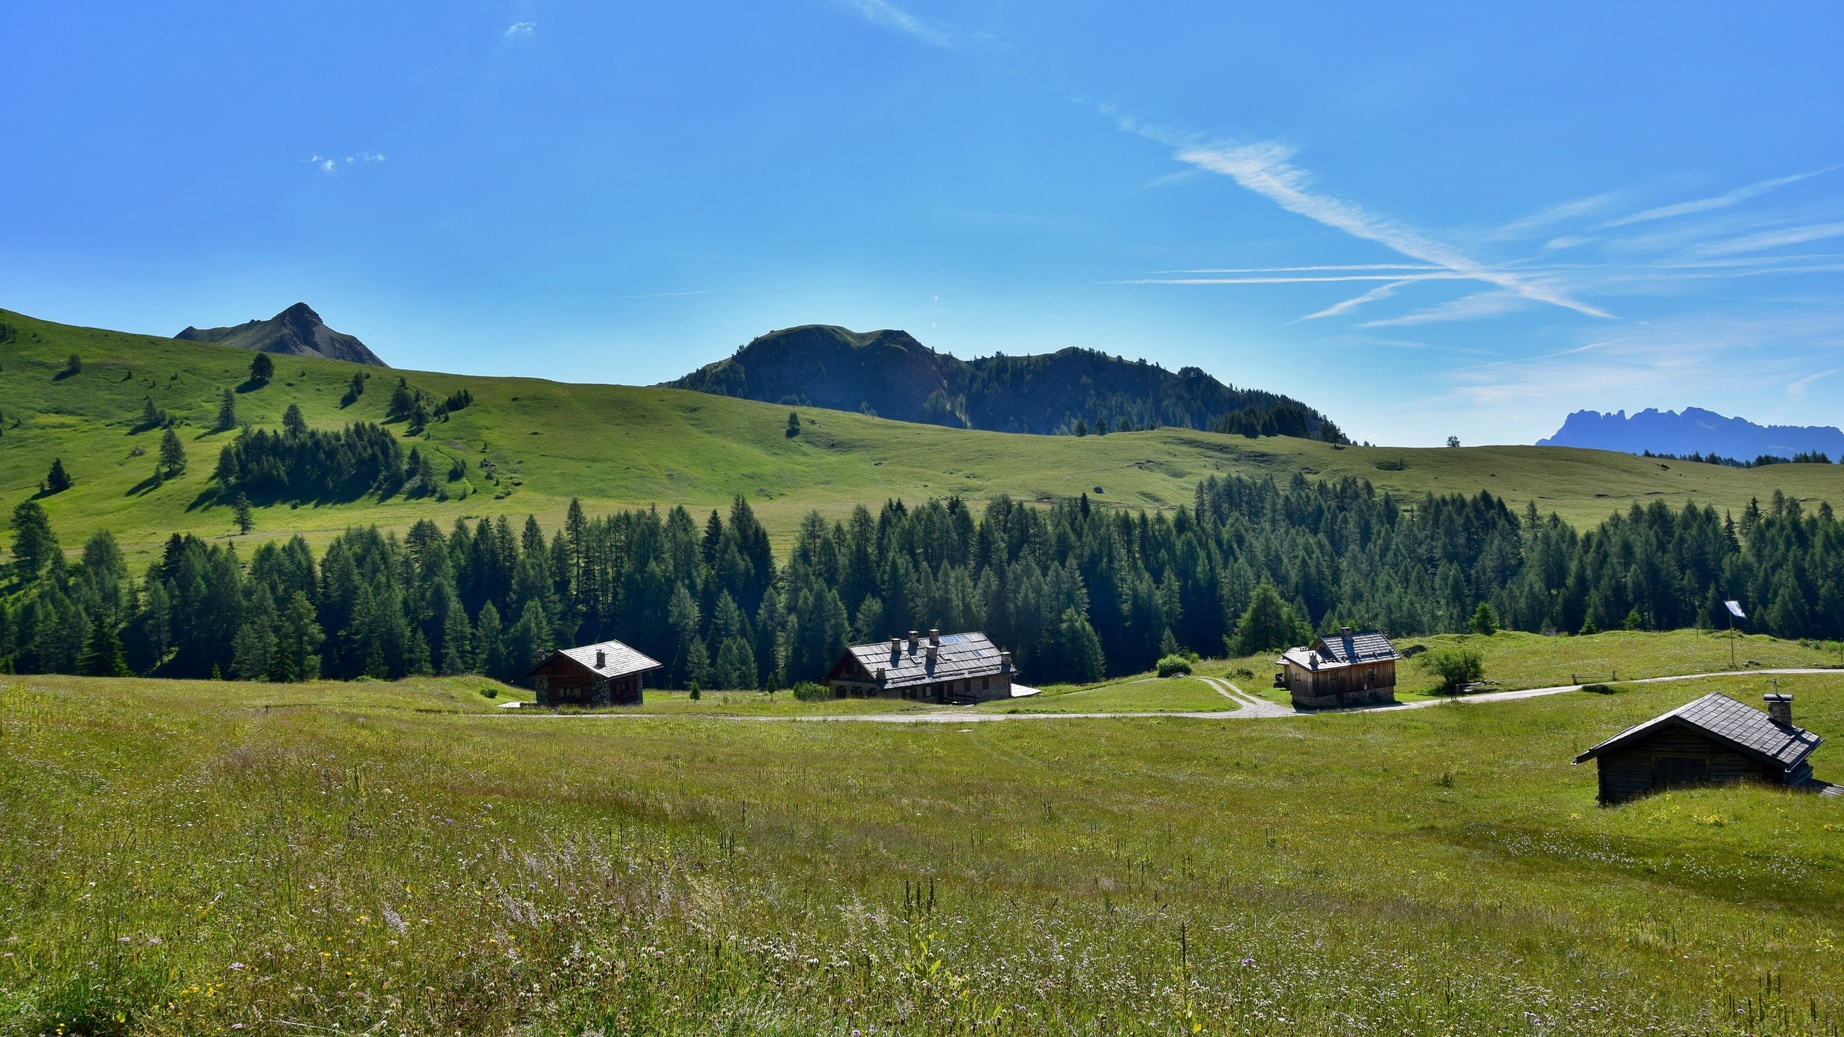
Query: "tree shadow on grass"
125 472 165 497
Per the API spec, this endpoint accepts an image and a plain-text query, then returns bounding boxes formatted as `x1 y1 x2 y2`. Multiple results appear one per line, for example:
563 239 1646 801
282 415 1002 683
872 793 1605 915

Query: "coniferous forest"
3 473 1840 686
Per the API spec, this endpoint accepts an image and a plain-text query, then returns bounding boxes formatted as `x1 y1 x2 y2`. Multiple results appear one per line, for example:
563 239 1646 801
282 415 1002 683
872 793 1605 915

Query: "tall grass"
2 669 1841 1035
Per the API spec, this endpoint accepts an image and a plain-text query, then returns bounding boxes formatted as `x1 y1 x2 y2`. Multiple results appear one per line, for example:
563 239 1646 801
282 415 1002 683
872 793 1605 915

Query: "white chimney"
908 630 919 651
1000 651 1012 671
926 644 937 664
891 636 902 656
929 628 941 646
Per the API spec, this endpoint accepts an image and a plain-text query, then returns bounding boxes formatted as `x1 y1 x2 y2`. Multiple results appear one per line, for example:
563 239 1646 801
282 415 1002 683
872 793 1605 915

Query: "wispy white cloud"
1359 291 1532 327
1592 169 1835 229
841 0 953 46
1152 135 1613 319
305 152 386 174
1161 264 1444 274
1300 280 1413 320
1489 191 1627 239
1787 368 1839 400
1123 273 1463 285
1693 220 1844 257
504 21 535 38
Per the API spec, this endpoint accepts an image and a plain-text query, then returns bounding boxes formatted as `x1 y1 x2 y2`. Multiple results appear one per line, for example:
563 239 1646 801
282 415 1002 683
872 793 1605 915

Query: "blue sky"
4 1 1841 445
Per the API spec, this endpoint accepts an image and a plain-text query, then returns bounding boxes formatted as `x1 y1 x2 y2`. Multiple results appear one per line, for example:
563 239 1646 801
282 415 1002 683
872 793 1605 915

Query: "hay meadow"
4 644 1843 1036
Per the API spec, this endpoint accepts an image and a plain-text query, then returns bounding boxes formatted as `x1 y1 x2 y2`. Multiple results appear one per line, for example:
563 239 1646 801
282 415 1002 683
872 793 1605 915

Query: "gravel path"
502 668 1838 724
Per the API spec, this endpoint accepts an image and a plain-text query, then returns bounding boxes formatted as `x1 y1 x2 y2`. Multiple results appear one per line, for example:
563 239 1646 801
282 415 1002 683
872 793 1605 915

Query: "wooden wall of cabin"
1595 727 1781 804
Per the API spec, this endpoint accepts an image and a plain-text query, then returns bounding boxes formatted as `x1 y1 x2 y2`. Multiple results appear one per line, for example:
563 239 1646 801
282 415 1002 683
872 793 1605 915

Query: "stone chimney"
929 628 941 646
595 649 606 669
1000 650 1013 671
890 636 902 656
875 666 886 683
908 630 919 651
926 643 937 664
1340 625 1354 636
1764 693 1793 726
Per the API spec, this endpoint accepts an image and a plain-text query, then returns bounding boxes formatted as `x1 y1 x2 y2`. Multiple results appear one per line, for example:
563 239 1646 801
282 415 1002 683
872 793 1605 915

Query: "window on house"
982 676 990 691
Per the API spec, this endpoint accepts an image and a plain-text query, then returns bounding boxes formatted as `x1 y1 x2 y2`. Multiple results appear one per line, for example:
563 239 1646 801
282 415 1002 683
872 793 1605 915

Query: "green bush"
791 680 831 702
1156 654 1192 677
1425 647 1484 695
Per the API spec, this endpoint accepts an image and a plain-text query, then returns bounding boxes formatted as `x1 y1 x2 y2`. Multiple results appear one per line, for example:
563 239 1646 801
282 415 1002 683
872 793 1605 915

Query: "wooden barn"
825 629 1017 704
521 639 662 708
1573 693 1827 805
1276 627 1401 710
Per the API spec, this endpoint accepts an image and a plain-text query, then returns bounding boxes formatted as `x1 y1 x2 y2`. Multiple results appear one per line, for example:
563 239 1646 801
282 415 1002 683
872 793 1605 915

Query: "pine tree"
441 605 473 675
10 500 59 579
475 602 506 678
249 352 274 385
159 426 187 477
234 493 255 535
273 591 324 682
1231 583 1310 657
283 403 308 438
78 620 129 677
44 458 72 493
216 388 238 431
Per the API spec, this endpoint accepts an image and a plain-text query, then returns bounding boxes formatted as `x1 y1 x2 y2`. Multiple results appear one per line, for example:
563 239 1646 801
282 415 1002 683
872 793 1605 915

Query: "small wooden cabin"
1573 693 1825 805
521 639 662 708
825 629 1016 704
1276 627 1401 710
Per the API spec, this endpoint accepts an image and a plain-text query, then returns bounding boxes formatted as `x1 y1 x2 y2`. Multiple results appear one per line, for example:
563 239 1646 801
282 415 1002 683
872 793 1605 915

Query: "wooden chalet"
1276 627 1401 710
825 629 1016 704
1574 692 1829 805
521 639 662 708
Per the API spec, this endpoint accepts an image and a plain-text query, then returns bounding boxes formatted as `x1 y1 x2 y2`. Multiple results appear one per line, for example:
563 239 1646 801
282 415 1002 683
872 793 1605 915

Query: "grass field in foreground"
4 652 1843 1035
7 307 1844 567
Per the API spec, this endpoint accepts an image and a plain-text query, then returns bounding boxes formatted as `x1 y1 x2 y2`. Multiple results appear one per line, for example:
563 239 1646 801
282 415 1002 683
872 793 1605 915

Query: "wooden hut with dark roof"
1573 692 1828 805
521 639 663 707
1276 627 1402 710
825 629 1016 704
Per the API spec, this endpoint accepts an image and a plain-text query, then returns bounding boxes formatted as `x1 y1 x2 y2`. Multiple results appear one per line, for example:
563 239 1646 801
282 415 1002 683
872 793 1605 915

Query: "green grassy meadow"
7 308 1844 566
5 640 1843 1036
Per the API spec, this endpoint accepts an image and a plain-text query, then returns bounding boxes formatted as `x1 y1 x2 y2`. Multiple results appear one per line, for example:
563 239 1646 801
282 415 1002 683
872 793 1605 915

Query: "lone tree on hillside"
216 388 238 432
1447 435 1461 448
249 352 275 385
283 403 308 437
61 354 82 377
159 426 187 477
233 493 255 535
786 411 801 437
44 458 73 494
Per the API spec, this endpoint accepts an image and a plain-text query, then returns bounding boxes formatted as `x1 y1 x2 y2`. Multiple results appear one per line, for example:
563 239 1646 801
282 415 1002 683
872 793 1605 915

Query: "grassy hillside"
4 655 1842 1033
6 306 1844 565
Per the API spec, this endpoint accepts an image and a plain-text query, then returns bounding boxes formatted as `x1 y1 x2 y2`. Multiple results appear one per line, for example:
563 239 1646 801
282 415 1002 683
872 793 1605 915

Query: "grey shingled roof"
845 632 1009 690
541 639 662 680
1279 630 1400 670
1573 692 1822 771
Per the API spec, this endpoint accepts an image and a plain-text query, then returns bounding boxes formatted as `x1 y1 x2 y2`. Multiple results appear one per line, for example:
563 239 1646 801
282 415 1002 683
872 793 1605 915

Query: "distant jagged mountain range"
667 324 1344 440
1540 408 1844 461
176 302 388 367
